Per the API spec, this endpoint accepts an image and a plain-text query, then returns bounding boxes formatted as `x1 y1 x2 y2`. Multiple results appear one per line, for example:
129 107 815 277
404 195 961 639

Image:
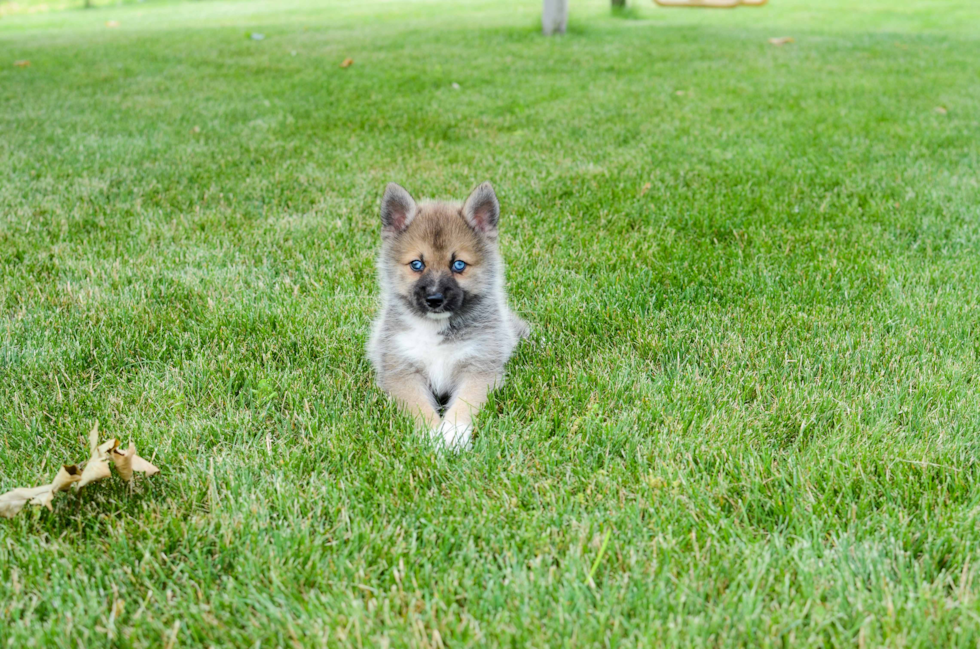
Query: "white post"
542 0 568 35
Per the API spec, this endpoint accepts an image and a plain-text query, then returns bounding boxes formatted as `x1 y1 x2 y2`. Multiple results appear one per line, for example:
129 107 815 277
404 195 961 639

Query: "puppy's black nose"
425 293 445 309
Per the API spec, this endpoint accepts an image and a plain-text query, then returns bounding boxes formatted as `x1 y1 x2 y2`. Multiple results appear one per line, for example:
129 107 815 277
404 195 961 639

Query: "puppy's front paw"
432 420 473 451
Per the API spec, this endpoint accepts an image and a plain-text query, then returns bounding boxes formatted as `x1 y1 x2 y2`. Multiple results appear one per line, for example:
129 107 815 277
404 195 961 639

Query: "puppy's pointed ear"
380 183 417 234
462 182 500 237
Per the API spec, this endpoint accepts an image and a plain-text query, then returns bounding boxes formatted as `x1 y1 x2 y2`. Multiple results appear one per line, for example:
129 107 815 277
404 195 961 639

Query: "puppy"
368 182 529 449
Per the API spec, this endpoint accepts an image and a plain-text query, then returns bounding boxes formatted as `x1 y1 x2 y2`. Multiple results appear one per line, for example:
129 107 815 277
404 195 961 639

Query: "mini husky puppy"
368 182 529 449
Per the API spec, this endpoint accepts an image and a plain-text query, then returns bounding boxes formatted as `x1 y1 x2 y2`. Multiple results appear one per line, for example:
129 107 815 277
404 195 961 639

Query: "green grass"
2 0 980 645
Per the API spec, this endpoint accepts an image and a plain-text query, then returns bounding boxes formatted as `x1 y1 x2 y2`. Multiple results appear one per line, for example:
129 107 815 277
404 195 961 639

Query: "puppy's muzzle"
414 273 463 315
425 293 446 309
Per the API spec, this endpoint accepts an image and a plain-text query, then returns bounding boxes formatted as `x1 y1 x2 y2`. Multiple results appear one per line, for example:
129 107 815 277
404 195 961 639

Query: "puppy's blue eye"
410 260 424 272
452 260 467 273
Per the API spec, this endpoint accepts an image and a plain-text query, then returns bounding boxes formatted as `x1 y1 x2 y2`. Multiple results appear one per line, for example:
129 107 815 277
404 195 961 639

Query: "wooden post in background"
542 0 568 35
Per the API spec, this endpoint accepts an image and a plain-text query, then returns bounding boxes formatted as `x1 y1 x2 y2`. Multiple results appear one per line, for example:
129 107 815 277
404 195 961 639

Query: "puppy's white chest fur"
393 318 473 394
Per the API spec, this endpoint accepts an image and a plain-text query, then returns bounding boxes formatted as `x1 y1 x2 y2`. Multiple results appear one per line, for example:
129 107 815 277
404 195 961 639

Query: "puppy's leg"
382 373 441 431
510 313 531 340
438 372 502 450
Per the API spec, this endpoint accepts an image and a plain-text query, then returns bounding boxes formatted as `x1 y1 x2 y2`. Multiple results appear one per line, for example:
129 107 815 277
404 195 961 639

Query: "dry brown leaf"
98 437 119 458
78 423 113 489
51 465 81 492
2 423 160 519
935 106 948 115
0 465 83 518
340 58 354 68
640 182 652 196
88 422 101 456
77 459 110 489
14 60 30 68
111 443 136 481
768 37 794 46
132 453 160 477
31 488 56 511
112 442 160 480
0 486 53 518
89 422 118 459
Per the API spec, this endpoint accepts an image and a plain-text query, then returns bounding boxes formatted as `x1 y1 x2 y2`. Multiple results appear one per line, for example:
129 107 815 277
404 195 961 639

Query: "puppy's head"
379 182 501 320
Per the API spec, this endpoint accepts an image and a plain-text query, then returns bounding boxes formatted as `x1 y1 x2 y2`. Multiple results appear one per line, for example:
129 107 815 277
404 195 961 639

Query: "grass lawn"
2 0 980 645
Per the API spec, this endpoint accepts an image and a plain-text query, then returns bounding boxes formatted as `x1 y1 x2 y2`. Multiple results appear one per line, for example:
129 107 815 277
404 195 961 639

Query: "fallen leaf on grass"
111 444 137 481
51 465 81 492
31 488 56 511
768 36 794 46
340 57 354 68
111 442 160 481
88 421 118 459
0 422 160 519
640 182 652 196
78 423 113 489
77 458 110 489
0 486 53 518
0 465 82 518
131 453 160 477
98 437 119 458
13 60 30 67
935 106 948 115
106 20 119 28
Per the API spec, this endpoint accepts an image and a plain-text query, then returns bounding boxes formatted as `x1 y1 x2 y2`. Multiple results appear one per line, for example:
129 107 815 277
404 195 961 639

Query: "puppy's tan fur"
368 182 528 449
